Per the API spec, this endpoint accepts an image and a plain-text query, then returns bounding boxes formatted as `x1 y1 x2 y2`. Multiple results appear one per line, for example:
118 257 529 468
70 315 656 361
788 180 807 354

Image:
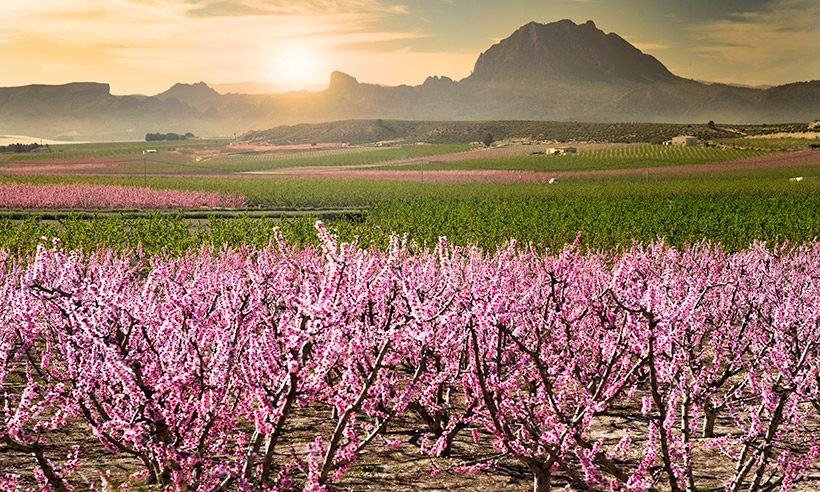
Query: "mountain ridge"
1 19 818 140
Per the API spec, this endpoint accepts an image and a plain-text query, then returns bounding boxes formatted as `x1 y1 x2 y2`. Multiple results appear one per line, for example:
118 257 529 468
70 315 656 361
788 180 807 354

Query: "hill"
240 120 807 146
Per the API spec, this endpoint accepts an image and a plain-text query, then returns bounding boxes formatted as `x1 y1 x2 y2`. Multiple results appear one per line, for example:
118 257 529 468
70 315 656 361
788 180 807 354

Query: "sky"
0 0 818 95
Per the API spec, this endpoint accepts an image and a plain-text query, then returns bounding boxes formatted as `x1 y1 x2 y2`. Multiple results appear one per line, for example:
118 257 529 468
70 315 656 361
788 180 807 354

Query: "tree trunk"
436 421 467 458
529 462 551 492
702 396 718 438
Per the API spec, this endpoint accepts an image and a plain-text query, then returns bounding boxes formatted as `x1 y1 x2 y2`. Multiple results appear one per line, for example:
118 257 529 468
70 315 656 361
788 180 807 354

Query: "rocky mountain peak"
327 71 360 92
158 81 219 98
467 19 677 85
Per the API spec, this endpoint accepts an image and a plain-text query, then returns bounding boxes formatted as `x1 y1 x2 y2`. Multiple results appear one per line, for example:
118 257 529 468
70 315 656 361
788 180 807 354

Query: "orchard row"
2 226 819 491
0 182 244 209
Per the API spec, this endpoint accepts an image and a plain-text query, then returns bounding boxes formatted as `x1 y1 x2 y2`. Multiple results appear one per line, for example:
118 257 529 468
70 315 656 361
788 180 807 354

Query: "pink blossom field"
0 182 244 209
2 228 819 491
0 156 131 173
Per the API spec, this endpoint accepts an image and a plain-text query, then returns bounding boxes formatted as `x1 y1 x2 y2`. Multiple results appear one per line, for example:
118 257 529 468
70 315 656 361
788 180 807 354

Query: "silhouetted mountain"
468 20 677 85
156 82 223 110
1 19 818 141
210 81 328 95
0 82 214 141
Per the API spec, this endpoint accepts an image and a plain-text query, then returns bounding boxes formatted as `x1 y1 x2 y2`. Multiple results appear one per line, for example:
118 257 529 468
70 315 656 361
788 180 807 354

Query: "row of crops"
0 182 243 209
3 229 819 491
0 143 817 254
5 139 229 161
0 142 781 179
377 144 771 172
198 143 472 172
2 185 819 254
714 137 820 151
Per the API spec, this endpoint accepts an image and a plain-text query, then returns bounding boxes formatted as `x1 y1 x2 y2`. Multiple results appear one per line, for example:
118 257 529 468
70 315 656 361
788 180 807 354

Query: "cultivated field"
2 127 820 491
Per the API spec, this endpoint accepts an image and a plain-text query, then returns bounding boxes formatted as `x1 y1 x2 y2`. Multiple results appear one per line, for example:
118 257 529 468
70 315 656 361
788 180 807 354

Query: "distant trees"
0 142 44 153
145 132 196 142
482 132 495 147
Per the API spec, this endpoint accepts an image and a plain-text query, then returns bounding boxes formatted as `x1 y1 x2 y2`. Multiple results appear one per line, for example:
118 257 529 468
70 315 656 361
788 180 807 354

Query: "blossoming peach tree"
1 226 818 492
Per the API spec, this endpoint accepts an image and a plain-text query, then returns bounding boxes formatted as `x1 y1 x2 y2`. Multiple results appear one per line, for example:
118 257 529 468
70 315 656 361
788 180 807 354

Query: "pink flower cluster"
0 182 244 209
1 228 819 492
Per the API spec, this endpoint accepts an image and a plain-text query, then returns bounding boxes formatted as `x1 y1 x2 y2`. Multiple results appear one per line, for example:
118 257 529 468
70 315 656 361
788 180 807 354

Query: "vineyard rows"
199 144 471 172
2 227 818 491
198 146 386 171
398 144 771 172
577 144 766 163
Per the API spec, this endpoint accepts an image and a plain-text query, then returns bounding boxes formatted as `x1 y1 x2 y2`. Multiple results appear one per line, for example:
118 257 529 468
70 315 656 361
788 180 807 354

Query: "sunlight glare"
272 42 322 85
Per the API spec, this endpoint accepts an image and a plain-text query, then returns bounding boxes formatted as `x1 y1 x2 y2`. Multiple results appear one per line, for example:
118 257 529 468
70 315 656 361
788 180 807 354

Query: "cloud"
630 42 670 52
186 1 271 17
183 0 407 17
690 0 819 63
0 0 448 93
330 31 427 53
686 0 820 84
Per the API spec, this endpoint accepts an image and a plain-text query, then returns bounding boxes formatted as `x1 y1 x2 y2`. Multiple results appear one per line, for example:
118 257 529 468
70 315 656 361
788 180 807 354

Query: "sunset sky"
1 0 818 95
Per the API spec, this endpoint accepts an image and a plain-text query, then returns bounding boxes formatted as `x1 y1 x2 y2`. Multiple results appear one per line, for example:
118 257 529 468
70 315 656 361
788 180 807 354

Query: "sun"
272 43 322 85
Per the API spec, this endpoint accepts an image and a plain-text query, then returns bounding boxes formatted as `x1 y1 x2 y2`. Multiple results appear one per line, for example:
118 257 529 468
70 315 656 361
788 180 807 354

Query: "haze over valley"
1 18 818 142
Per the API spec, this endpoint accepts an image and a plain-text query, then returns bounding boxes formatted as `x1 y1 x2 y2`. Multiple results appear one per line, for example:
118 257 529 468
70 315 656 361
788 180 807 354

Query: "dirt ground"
4 398 820 491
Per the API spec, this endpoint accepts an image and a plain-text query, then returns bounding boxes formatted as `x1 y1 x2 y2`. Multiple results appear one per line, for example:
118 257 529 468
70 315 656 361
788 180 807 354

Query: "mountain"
1 19 818 141
0 82 214 141
210 81 328 95
157 81 223 109
468 20 677 85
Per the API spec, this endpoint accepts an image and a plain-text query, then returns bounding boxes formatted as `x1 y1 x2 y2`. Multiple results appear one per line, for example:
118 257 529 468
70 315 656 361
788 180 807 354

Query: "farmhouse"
665 136 698 146
546 146 577 155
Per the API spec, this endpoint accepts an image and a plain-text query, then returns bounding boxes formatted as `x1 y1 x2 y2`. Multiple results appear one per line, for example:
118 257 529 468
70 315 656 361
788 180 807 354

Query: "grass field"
1 166 819 253
5 139 230 161
195 143 471 172
0 142 473 175
367 144 771 172
712 136 820 151
0 134 819 253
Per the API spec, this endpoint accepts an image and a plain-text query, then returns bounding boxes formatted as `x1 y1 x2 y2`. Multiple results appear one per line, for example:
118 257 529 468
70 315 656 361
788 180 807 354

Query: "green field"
0 142 472 175
195 143 471 172
712 137 820 151
5 139 230 161
2 169 819 253
1 132 819 254
368 144 771 172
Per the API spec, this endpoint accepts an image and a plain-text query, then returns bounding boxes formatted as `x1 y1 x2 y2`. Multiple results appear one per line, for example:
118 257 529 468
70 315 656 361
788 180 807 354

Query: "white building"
546 146 577 155
667 136 698 146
